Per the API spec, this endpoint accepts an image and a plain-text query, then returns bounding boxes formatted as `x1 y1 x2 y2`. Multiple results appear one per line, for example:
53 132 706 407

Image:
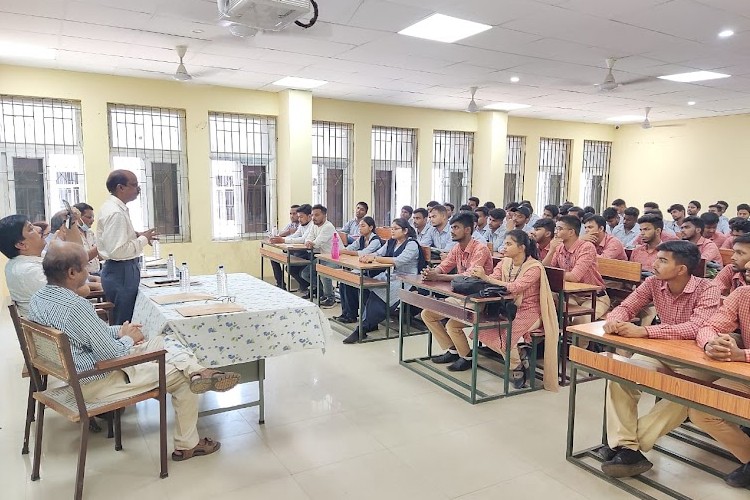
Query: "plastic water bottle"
166 254 176 279
180 262 190 293
216 265 228 296
139 254 145 277
331 231 340 260
152 239 161 259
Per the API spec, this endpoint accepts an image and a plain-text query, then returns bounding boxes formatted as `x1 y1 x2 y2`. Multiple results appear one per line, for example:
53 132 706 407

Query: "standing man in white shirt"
301 204 337 307
97 170 157 325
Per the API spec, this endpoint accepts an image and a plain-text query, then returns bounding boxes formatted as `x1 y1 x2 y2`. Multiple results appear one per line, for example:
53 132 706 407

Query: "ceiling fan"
596 58 653 92
173 45 192 81
641 107 685 129
465 87 479 113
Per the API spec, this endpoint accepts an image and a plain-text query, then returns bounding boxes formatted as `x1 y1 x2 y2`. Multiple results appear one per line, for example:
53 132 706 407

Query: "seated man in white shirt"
28 242 240 461
0 214 97 317
299 204 337 307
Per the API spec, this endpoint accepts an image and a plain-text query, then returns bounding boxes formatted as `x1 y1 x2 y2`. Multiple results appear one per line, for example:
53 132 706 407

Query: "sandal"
511 366 528 390
189 369 241 394
172 437 221 461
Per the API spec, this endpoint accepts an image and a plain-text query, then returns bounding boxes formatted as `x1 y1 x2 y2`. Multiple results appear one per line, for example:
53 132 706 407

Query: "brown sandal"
189 369 241 394
172 437 221 461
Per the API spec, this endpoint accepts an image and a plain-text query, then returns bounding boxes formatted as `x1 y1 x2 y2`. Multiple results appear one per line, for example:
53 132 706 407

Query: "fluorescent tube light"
658 71 730 83
272 77 327 89
399 14 492 43
483 102 531 111
0 42 57 60
718 29 734 38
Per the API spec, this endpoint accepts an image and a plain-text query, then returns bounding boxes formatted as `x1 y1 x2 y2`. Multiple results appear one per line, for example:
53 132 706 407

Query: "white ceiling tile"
347 0 434 32
0 0 67 18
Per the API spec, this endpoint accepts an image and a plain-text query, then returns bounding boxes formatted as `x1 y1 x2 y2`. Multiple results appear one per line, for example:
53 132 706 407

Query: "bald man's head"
43 241 88 286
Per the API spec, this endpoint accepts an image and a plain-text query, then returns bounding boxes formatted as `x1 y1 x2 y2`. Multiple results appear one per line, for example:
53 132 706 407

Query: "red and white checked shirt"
713 264 746 295
537 242 550 262
709 231 727 248
695 237 721 264
697 286 750 362
607 275 721 340
436 238 494 276
721 236 735 249
629 244 658 273
634 231 678 247
596 233 627 260
549 239 605 289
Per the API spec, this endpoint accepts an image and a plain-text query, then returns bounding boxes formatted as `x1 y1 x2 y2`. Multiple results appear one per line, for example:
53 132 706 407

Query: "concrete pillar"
276 89 312 225
473 111 508 205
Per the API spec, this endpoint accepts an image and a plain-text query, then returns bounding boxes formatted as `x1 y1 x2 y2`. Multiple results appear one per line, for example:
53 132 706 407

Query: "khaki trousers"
421 297 473 357
569 293 611 325
688 333 750 463
606 354 716 452
81 334 204 450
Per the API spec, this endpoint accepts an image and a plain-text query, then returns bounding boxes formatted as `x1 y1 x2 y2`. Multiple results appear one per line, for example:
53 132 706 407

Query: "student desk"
259 240 313 293
566 321 750 499
397 275 539 404
315 253 393 343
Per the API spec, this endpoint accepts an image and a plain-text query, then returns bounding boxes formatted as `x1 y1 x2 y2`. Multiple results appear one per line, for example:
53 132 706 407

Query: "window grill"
536 138 571 209
432 130 473 208
208 111 276 240
371 126 417 226
312 121 353 227
108 104 190 243
0 95 85 221
581 140 612 213
504 136 526 206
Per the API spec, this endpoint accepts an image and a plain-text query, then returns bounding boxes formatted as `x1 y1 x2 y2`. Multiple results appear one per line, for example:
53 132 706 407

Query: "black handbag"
450 276 490 295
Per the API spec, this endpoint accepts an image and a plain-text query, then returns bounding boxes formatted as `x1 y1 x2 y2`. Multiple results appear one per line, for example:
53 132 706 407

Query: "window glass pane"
432 130 473 207
536 138 570 209
12 157 45 221
505 136 525 205
580 140 612 212
312 121 353 227
371 126 417 226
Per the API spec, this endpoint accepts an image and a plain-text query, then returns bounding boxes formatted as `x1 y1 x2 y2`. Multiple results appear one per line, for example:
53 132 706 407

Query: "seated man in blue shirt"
28 242 241 462
341 201 368 244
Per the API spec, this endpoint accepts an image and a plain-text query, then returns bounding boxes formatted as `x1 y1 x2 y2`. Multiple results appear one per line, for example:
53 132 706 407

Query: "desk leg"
258 359 265 425
566 351 579 460
503 321 511 396
470 303 480 404
358 277 365 343
260 248 265 282
385 269 391 339
398 300 405 362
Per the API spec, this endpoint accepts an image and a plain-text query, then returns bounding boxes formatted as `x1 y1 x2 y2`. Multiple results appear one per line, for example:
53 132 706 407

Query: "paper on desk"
175 303 246 317
151 292 215 305
142 280 200 288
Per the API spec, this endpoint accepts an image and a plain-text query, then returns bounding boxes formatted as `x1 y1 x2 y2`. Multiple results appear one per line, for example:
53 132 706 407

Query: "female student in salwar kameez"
471 229 559 391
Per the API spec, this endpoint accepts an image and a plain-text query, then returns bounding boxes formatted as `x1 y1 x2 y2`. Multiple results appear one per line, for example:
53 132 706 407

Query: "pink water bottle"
331 231 340 260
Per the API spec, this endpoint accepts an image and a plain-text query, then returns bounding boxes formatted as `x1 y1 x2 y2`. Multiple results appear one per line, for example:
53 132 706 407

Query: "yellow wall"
506 117 615 207
608 115 750 211
0 63 630 301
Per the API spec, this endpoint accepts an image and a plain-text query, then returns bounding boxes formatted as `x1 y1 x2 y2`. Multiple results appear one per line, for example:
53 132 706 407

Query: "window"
108 104 190 242
0 96 85 220
312 121 353 227
371 126 417 226
504 136 526 206
580 140 612 212
536 138 571 209
208 112 276 240
432 130 473 208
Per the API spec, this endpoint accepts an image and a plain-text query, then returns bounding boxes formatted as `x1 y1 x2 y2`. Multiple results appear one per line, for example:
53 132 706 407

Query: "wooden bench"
375 226 392 240
259 247 309 266
314 264 388 288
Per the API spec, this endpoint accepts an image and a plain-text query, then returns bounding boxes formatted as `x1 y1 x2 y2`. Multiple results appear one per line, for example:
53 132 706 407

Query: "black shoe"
726 462 750 488
300 290 311 299
431 352 459 364
741 426 750 439
319 297 336 308
343 330 366 344
447 357 473 372
601 448 653 478
597 445 617 461
276 282 287 290
335 316 357 324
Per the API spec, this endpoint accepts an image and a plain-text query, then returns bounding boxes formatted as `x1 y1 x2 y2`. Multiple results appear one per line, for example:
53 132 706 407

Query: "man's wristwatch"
703 342 710 352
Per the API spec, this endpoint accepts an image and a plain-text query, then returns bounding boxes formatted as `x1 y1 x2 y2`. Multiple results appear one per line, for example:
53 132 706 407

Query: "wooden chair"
420 245 431 264
338 231 348 246
375 226 392 241
720 248 733 267
693 258 707 278
596 257 642 305
21 318 169 500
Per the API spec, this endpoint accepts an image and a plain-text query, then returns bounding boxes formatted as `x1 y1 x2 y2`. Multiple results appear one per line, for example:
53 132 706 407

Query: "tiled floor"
1 304 745 499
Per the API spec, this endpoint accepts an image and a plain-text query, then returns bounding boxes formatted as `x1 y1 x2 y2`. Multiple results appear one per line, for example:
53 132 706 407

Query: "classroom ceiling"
3 0 750 124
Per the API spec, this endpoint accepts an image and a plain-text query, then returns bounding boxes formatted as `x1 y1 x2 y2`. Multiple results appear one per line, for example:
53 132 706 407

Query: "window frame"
431 130 474 207
504 135 526 206
312 121 354 228
536 137 571 209
108 104 191 243
371 125 418 226
580 140 612 213
208 111 277 241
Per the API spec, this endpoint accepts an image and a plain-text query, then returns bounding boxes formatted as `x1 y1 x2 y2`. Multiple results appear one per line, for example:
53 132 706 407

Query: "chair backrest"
420 245 431 264
9 304 35 377
720 247 733 267
20 318 78 384
596 257 642 284
692 258 707 277
545 266 565 293
375 226 392 241
625 248 633 260
338 231 348 246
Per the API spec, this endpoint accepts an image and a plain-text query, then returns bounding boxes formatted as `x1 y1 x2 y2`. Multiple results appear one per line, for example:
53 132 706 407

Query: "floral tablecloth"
132 273 329 367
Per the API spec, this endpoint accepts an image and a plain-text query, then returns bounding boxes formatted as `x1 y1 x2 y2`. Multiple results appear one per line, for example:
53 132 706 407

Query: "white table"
132 273 330 421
